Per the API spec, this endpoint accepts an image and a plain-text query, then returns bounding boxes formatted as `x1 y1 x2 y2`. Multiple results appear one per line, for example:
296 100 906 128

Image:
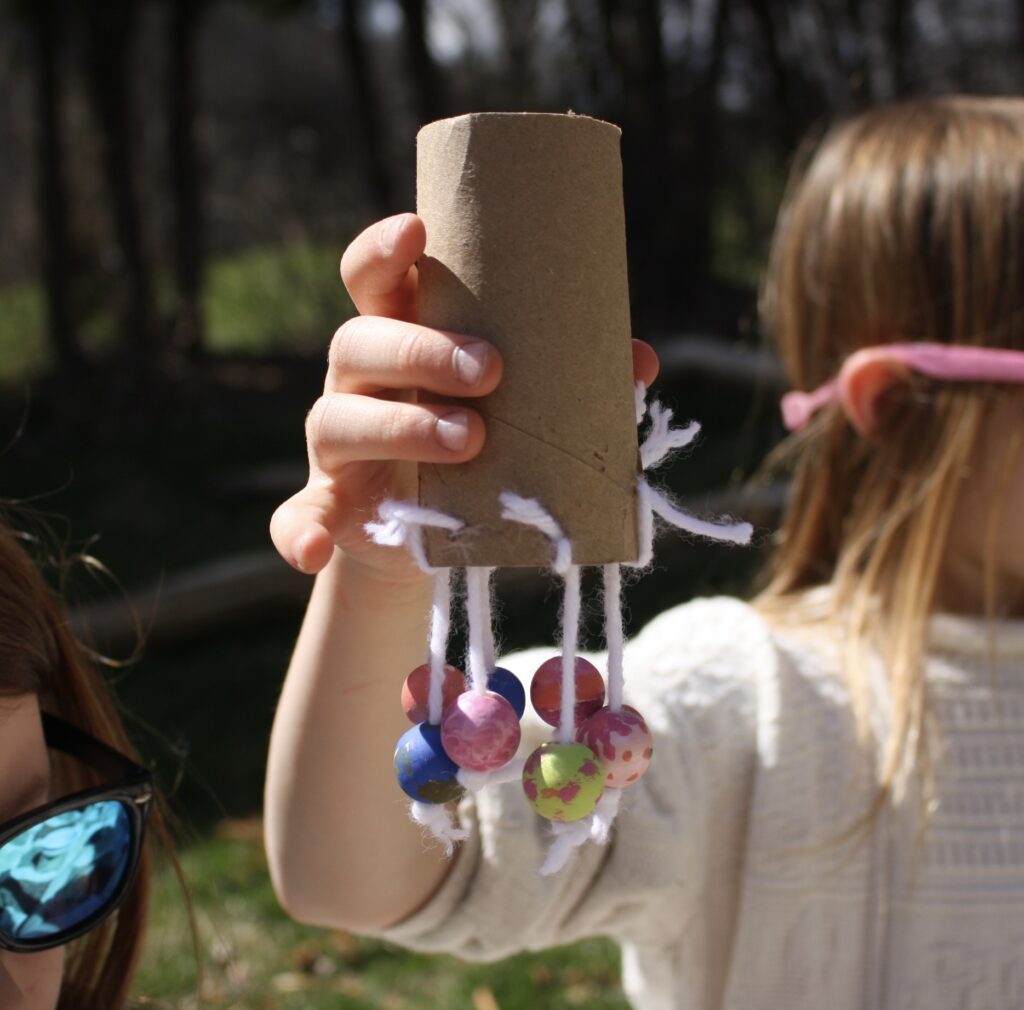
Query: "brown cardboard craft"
416 112 639 568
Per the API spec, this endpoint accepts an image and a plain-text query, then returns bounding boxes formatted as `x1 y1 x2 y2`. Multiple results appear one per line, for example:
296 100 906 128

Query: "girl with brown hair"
265 96 1024 1008
0 520 156 1009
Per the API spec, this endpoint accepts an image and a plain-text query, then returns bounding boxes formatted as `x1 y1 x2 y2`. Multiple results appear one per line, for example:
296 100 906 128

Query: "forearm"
264 550 454 931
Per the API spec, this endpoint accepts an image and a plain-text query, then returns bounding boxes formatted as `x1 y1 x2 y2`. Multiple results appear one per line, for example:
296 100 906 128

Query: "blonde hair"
757 96 1024 801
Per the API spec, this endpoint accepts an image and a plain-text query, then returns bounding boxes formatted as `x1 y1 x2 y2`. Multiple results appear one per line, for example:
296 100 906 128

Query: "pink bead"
530 656 606 729
576 705 653 788
401 663 466 723
440 691 521 771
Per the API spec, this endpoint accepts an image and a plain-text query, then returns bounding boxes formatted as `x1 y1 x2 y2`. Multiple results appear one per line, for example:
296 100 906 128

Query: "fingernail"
435 412 469 451
380 215 405 257
455 342 489 385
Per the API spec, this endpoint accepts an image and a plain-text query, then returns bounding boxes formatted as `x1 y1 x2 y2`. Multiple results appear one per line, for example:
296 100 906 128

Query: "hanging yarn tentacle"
427 570 453 724
369 503 471 849
409 801 469 857
630 394 754 568
639 400 701 470
500 492 609 874
465 567 492 694
365 500 463 575
603 563 625 713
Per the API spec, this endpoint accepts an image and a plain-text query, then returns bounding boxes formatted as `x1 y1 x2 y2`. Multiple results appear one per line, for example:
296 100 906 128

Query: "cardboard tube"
417 112 638 568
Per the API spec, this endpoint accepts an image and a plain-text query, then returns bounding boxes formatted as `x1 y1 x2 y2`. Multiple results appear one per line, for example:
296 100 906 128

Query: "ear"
838 348 911 436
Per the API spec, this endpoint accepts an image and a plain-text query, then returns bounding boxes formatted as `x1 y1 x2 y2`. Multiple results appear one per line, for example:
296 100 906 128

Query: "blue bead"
393 723 464 804
487 667 526 720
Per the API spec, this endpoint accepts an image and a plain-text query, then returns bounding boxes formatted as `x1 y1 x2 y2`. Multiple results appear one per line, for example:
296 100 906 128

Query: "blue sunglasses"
0 713 152 953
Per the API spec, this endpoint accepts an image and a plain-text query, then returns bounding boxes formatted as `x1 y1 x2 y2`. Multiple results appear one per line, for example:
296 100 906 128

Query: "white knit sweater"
371 595 1024 1010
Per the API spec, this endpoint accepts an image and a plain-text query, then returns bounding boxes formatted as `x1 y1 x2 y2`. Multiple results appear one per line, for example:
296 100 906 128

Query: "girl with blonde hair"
266 96 1024 1008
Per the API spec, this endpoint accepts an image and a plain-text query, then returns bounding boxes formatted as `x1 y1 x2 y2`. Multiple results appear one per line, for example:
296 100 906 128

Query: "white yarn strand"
589 788 623 846
499 492 572 575
457 758 525 793
635 380 648 424
539 820 593 876
603 563 625 712
640 400 701 470
633 479 657 569
409 801 469 857
498 491 581 742
427 569 453 725
465 566 491 694
559 564 582 745
646 482 753 544
364 500 463 576
481 567 497 673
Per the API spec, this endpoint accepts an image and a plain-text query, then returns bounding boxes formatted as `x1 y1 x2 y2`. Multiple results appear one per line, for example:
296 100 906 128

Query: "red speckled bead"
401 664 466 723
576 705 653 788
530 656 606 729
440 690 521 771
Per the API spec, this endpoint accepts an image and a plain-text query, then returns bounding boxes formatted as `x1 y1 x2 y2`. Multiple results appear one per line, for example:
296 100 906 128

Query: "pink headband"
781 343 1024 432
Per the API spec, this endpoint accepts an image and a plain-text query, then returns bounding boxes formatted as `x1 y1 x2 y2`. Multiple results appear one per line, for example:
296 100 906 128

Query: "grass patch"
135 826 630 1010
0 241 353 381
203 244 352 356
0 283 50 380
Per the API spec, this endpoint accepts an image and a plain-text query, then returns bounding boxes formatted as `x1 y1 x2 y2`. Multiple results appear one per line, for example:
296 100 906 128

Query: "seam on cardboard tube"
486 414 636 493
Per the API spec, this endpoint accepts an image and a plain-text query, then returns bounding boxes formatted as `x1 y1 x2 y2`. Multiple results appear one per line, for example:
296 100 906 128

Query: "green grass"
135 828 630 1010
202 244 352 356
0 283 49 380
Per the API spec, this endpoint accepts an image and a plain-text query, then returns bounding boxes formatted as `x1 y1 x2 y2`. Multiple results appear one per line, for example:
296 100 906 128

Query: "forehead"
0 695 50 824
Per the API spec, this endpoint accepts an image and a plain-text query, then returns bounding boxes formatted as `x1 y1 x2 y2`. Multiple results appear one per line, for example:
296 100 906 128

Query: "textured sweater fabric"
369 595 1024 1010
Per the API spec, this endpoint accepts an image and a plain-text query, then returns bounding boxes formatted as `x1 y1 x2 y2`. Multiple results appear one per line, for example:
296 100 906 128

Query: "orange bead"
530 656 606 729
401 664 466 723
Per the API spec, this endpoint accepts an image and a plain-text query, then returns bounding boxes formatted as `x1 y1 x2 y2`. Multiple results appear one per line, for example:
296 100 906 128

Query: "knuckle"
328 318 361 374
393 326 426 375
382 404 431 452
305 396 334 447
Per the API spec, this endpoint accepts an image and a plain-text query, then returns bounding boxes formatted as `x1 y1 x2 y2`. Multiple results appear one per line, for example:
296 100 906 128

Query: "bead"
576 705 653 788
440 691 521 772
486 667 526 719
530 656 606 728
401 663 466 723
521 742 605 822
393 723 464 804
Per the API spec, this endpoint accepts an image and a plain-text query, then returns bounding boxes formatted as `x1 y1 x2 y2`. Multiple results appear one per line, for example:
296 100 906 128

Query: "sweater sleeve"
363 596 774 963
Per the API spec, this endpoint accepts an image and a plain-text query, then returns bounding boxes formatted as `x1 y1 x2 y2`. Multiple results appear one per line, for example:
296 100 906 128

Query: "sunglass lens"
0 800 134 943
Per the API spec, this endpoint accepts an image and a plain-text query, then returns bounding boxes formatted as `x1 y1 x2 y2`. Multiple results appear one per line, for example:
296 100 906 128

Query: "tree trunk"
83 0 155 367
337 0 394 216
746 0 799 146
27 0 83 372
494 0 539 106
397 0 444 126
885 0 909 97
169 0 206 356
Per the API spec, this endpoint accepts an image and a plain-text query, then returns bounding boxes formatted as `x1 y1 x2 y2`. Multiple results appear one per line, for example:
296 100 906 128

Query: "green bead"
521 742 605 822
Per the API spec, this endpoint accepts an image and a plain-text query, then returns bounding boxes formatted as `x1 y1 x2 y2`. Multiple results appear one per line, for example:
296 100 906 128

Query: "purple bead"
441 690 521 772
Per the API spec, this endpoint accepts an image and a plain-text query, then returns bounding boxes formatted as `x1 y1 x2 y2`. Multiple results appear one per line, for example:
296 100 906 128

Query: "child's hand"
270 213 660 582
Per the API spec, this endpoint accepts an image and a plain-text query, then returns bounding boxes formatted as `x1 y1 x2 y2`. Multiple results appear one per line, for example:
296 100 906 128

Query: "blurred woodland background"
0 1 1022 1006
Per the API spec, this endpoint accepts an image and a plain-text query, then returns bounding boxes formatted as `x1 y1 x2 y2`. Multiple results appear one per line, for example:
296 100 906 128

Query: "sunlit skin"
269 212 660 584
934 398 1024 617
0 695 63 1010
264 213 660 931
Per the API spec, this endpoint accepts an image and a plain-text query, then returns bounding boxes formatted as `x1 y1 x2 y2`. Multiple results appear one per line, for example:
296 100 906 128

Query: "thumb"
270 482 340 574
